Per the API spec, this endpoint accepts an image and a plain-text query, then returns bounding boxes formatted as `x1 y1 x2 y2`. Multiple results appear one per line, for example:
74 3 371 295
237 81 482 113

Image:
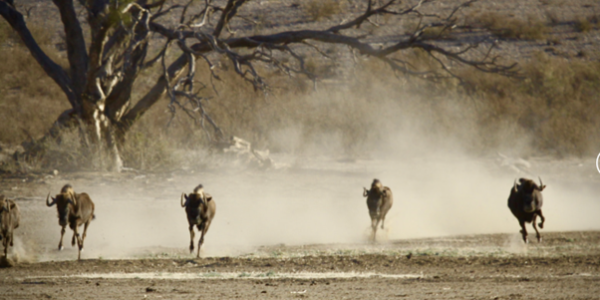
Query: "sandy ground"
1 0 599 298
1 154 599 299
1 231 599 299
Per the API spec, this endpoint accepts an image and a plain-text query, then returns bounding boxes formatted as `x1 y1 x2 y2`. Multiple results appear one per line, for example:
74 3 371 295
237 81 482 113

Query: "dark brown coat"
47 184 95 260
0 195 20 258
363 179 393 241
508 177 546 243
181 184 216 258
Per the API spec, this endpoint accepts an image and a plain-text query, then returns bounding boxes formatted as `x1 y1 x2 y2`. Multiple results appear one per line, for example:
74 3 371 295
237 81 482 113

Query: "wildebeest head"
181 184 213 208
47 185 77 227
513 177 546 213
369 178 385 194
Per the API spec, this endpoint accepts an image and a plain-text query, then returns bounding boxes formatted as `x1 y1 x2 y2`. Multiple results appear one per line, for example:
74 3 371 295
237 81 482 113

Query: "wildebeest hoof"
0 256 15 268
539 222 544 229
59 246 64 251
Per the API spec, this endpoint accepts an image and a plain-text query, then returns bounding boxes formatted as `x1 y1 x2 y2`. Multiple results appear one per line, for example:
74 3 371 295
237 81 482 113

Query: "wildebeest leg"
188 225 195 254
519 220 528 243
532 215 542 243
3 238 7 258
197 220 212 258
72 225 82 260
58 226 66 250
371 217 380 242
80 220 91 251
538 210 545 229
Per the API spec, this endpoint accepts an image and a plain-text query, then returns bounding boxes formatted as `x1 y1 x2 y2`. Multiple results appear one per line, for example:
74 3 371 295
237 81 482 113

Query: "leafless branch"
2 0 520 162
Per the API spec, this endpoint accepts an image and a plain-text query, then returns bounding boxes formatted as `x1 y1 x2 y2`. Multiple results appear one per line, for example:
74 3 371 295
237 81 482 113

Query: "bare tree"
0 0 516 171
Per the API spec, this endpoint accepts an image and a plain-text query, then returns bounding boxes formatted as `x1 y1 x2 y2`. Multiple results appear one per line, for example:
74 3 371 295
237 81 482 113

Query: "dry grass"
458 52 600 156
304 0 345 21
470 12 549 40
574 18 594 32
1 15 600 173
0 20 69 146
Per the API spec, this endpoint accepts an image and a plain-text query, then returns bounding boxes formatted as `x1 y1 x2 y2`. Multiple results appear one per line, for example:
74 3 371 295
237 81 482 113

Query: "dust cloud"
12 87 600 262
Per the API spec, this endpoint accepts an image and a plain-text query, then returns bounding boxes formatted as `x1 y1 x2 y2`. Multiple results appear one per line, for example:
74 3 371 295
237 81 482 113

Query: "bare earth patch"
0 231 598 299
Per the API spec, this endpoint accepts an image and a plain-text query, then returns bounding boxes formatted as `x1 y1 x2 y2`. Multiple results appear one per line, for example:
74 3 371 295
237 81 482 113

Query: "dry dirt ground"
1 0 600 299
0 163 599 300
0 231 599 300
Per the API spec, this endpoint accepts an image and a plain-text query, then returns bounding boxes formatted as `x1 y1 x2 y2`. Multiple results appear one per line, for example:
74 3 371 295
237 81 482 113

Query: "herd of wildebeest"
0 177 546 262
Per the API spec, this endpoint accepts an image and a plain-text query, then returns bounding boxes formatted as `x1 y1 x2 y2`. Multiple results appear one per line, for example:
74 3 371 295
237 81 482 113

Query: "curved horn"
46 193 56 207
363 187 369 197
181 193 186 207
513 179 519 193
538 176 546 191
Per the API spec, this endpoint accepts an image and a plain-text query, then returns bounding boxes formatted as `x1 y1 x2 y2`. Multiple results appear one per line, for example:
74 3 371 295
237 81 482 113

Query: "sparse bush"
472 13 548 40
2 12 600 174
544 10 560 25
574 18 593 32
421 26 452 39
304 0 344 21
120 125 180 171
459 53 600 156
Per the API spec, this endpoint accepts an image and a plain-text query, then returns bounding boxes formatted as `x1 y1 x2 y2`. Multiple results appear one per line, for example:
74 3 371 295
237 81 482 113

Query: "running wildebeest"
46 184 95 260
508 177 546 243
181 184 216 258
0 195 20 259
363 179 393 241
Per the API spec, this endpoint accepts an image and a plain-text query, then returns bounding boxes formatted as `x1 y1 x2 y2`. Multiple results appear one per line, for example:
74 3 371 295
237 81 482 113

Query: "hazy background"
9 87 600 261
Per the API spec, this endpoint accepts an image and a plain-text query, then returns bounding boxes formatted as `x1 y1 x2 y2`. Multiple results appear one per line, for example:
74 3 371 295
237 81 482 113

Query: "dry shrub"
304 0 344 21
459 52 600 156
544 10 560 25
471 12 548 40
574 18 593 32
120 127 180 171
2 18 600 174
421 26 452 39
304 57 338 78
173 49 600 159
6 128 94 173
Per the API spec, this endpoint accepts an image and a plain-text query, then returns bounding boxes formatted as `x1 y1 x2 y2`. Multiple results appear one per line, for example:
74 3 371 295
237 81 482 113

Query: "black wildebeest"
0 195 20 259
508 177 546 243
46 184 95 260
363 179 393 241
181 184 216 258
